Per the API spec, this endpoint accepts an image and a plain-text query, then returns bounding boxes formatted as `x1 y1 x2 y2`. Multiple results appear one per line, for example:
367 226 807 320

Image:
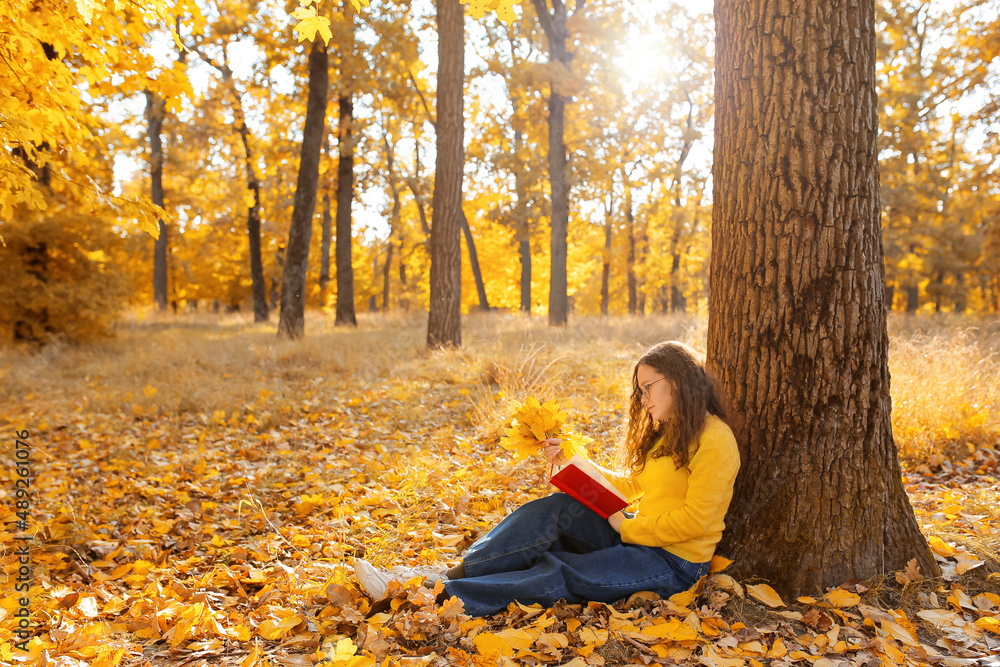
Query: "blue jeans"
443 493 709 617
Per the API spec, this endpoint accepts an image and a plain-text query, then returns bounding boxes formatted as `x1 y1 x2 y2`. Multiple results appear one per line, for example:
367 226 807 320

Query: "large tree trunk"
427 0 465 348
533 0 577 327
708 0 937 597
334 95 357 327
277 41 328 340
145 90 168 312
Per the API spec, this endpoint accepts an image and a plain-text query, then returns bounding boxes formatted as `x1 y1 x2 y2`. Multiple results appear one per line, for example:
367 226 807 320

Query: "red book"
549 454 629 519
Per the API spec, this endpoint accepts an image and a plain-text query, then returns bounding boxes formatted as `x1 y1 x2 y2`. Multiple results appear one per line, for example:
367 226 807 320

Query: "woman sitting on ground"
353 340 741 617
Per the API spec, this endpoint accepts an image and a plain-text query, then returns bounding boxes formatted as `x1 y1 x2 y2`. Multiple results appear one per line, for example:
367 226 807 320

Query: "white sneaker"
390 564 449 585
352 559 393 599
352 559 450 599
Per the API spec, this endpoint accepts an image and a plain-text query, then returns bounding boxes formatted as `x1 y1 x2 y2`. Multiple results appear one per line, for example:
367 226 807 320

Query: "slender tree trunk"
382 239 393 313
271 245 284 311
383 136 404 313
399 243 409 312
233 107 268 323
319 191 332 299
513 114 532 314
905 284 919 314
708 0 937 597
427 0 465 348
933 271 944 313
955 272 966 314
335 95 357 327
145 90 168 312
277 41 328 340
461 211 490 311
624 179 637 315
533 0 578 327
601 190 612 317
668 99 695 315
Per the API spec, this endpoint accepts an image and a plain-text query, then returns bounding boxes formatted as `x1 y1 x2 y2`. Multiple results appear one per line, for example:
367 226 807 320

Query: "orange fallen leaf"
747 583 785 608
927 536 955 557
258 614 303 640
710 555 733 573
974 617 1000 634
823 589 861 608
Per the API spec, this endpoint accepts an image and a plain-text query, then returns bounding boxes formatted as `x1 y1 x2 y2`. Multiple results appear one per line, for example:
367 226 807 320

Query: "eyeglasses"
639 377 666 399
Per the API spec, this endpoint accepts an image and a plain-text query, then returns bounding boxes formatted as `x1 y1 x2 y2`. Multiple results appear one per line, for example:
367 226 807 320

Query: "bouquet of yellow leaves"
499 397 592 462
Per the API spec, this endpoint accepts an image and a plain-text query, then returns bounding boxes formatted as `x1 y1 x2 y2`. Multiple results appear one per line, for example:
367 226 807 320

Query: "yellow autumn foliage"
499 397 591 461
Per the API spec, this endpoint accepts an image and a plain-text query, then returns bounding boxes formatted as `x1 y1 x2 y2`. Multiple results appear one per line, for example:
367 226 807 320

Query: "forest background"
2 0 999 338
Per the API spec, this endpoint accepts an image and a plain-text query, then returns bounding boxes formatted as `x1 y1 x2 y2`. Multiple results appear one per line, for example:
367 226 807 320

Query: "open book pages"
549 454 629 519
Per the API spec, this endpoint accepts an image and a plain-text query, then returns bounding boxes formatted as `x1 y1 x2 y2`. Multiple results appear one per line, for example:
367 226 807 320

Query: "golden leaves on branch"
292 0 372 45
292 0 520 46
461 0 520 23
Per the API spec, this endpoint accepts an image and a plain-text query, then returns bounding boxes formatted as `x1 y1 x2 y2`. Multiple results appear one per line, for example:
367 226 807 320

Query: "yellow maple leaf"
292 7 333 44
461 0 520 23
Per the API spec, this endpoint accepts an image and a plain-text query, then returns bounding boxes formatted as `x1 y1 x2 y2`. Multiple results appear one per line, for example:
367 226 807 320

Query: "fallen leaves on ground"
1 319 998 666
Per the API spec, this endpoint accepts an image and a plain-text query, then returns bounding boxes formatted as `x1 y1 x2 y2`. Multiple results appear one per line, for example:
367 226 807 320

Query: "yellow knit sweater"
593 415 740 564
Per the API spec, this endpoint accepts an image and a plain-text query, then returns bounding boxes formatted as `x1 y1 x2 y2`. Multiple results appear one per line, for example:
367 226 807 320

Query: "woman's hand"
540 438 568 468
608 511 626 533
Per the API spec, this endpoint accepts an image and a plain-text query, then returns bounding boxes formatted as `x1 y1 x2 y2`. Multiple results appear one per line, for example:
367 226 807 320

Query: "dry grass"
887 314 1000 462
2 310 997 466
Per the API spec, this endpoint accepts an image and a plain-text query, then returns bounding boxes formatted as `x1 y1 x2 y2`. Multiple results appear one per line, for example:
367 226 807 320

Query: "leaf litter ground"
1 313 999 667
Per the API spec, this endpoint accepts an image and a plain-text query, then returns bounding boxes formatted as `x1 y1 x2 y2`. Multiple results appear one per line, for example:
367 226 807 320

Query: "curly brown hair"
621 341 730 473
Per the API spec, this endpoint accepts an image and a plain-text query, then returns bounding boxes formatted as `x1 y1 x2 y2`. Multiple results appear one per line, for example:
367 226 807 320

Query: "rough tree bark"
408 65 488 315
427 0 465 348
277 40 328 340
708 0 938 597
334 94 357 327
145 90 168 312
533 0 580 326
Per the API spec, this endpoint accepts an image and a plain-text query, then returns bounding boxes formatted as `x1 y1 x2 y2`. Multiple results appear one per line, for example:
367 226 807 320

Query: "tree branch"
408 71 436 130
531 0 556 40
